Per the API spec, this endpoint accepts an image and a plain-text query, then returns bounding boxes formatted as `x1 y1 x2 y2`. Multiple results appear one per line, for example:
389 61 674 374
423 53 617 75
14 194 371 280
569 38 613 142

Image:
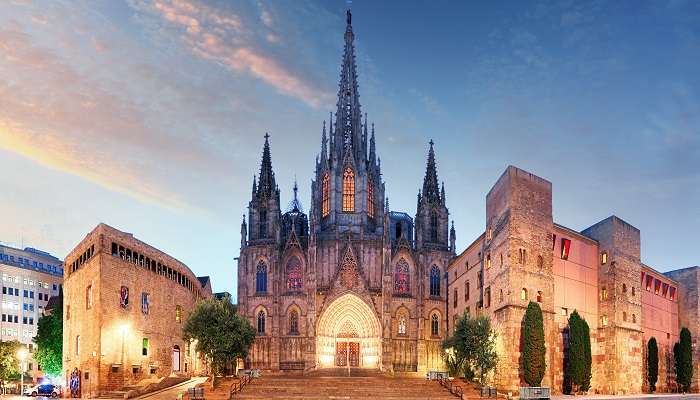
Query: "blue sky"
0 0 698 297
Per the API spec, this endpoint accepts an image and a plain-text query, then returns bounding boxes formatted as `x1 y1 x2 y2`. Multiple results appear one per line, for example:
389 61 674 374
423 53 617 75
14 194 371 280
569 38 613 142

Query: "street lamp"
17 347 27 396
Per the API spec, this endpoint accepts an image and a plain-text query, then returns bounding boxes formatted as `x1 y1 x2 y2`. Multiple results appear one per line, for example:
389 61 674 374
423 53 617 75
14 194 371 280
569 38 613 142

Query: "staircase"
232 374 479 399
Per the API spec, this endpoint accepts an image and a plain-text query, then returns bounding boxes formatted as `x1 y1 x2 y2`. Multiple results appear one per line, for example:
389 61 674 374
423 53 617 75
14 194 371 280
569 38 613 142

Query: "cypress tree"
566 310 592 393
647 337 658 393
677 327 693 392
523 301 546 386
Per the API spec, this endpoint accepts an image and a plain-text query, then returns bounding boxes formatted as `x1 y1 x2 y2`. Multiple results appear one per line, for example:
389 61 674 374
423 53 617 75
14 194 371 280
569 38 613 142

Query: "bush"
443 311 498 385
523 301 546 386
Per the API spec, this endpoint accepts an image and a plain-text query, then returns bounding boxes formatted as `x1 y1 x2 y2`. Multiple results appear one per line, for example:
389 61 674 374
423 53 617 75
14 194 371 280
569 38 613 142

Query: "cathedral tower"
311 10 385 239
247 134 281 245
415 140 450 252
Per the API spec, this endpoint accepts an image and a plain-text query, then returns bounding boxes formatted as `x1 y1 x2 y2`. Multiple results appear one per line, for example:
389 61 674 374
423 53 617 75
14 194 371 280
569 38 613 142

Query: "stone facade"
62 223 212 397
448 165 690 395
237 11 454 374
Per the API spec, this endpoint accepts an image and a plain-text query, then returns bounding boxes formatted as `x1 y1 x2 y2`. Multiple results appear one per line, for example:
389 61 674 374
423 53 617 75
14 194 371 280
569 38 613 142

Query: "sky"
0 0 698 297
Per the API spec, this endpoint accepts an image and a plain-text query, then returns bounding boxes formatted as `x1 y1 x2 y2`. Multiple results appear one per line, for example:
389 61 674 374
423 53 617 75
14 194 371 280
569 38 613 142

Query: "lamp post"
17 347 27 396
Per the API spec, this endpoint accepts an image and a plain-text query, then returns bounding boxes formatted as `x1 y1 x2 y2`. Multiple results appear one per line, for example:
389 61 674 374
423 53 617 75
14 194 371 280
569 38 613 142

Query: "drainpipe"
444 270 449 334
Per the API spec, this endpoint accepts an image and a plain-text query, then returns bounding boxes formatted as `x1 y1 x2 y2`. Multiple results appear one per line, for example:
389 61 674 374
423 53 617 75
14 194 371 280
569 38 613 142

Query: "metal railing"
229 372 257 398
436 376 465 399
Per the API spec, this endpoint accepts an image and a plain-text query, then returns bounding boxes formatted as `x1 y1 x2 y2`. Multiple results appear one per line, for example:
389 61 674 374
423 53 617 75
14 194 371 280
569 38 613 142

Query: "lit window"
175 305 182 323
142 338 149 356
322 174 330 217
520 288 528 301
486 228 492 241
289 310 299 335
600 315 608 327
646 275 653 291
286 257 303 291
394 259 411 295
398 315 407 335
431 314 439 336
561 308 568 316
486 253 492 269
662 282 669 297
669 286 676 301
601 287 608 301
367 178 375 218
86 285 93 310
654 279 661 295
342 168 355 212
601 251 608 265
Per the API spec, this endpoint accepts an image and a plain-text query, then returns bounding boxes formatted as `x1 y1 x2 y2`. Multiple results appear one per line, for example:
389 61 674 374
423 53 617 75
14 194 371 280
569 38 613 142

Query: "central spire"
334 9 364 164
422 140 441 204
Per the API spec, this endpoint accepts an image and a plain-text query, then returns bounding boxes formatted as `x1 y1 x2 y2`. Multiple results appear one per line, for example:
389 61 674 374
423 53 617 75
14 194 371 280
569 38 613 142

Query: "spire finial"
265 132 270 141
346 9 352 25
429 139 434 147
293 176 298 200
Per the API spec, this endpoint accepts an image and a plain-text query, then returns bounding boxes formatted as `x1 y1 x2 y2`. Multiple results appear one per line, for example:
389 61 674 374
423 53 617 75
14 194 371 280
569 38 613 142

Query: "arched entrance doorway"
172 345 181 372
316 293 381 369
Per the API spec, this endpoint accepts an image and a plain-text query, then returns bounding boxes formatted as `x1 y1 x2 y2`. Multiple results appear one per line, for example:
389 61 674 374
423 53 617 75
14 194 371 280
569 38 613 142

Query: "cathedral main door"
316 293 382 369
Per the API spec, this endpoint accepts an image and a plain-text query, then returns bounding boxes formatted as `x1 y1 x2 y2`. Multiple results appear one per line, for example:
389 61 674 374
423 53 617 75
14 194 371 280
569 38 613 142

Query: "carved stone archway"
316 293 381 369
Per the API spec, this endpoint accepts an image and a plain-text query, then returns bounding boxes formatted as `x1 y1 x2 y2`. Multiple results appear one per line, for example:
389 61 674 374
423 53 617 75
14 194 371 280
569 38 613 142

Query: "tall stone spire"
257 133 276 198
333 9 363 163
369 123 376 165
422 140 440 204
240 214 247 248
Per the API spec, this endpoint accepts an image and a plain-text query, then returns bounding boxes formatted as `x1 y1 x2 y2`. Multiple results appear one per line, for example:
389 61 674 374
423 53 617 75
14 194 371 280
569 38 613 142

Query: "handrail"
229 374 253 399
435 376 465 400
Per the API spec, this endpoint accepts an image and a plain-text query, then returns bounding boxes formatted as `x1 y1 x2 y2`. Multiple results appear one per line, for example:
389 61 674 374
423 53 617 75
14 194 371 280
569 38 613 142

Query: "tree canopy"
522 301 546 387
0 340 23 382
182 295 255 382
443 312 498 385
33 294 63 377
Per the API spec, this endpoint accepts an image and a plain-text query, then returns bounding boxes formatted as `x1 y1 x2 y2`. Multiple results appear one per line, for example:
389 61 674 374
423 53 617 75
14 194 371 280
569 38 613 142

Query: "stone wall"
665 266 700 392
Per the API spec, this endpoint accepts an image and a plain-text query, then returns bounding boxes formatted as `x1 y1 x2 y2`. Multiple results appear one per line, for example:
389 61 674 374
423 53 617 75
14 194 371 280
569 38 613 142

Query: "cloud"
130 0 332 108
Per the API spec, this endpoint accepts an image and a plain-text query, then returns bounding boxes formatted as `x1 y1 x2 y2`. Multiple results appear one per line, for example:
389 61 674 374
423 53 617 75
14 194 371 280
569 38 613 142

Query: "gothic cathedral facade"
236 11 456 373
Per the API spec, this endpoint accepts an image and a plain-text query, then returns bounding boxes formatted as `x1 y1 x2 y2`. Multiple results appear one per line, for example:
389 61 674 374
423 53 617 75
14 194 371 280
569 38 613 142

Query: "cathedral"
236 10 454 373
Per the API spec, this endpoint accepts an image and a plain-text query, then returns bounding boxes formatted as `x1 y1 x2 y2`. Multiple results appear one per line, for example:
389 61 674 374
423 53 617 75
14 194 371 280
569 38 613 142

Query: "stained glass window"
429 266 440 297
257 310 266 335
119 286 129 308
289 310 299 335
394 259 410 295
431 314 439 336
256 261 267 293
286 256 303 290
141 292 150 315
398 315 407 335
343 168 355 212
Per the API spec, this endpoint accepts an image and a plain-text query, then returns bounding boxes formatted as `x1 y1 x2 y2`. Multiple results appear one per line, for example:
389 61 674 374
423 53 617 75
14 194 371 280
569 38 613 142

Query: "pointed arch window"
398 314 407 335
367 178 375 218
257 310 266 335
431 313 439 336
430 210 438 242
394 259 410 295
342 167 355 212
289 310 299 335
286 256 303 291
255 261 267 293
322 173 330 217
259 209 268 239
429 265 441 297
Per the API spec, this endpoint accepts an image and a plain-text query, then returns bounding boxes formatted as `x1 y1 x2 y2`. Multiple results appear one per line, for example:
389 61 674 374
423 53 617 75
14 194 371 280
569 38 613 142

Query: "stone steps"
230 375 473 399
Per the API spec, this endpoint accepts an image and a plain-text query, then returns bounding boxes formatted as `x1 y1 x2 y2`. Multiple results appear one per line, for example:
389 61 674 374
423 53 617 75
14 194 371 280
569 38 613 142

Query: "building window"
66 305 70 320
662 283 669 297
601 287 608 301
120 286 129 308
174 305 183 323
600 315 608 327
519 248 527 265
431 314 439 336
342 167 355 212
536 291 543 303
142 338 149 356
429 266 441 297
394 259 410 295
141 292 150 315
561 307 568 316
256 261 268 293
601 251 608 265
259 209 267 238
646 275 653 291
430 211 439 243
465 281 469 301
398 315 407 335
86 285 93 310
537 255 544 269
285 257 303 291
632 287 636 296
486 253 491 269
367 178 375 218
669 286 677 301
257 310 266 335
632 314 637 323
477 272 483 288
622 311 627 322
521 288 528 301
322 173 330 217
622 283 627 293
499 289 504 303
486 227 492 241
561 238 571 260
453 288 458 308
289 310 299 335
500 253 504 267
75 335 80 355
654 279 661 295
484 287 491 308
